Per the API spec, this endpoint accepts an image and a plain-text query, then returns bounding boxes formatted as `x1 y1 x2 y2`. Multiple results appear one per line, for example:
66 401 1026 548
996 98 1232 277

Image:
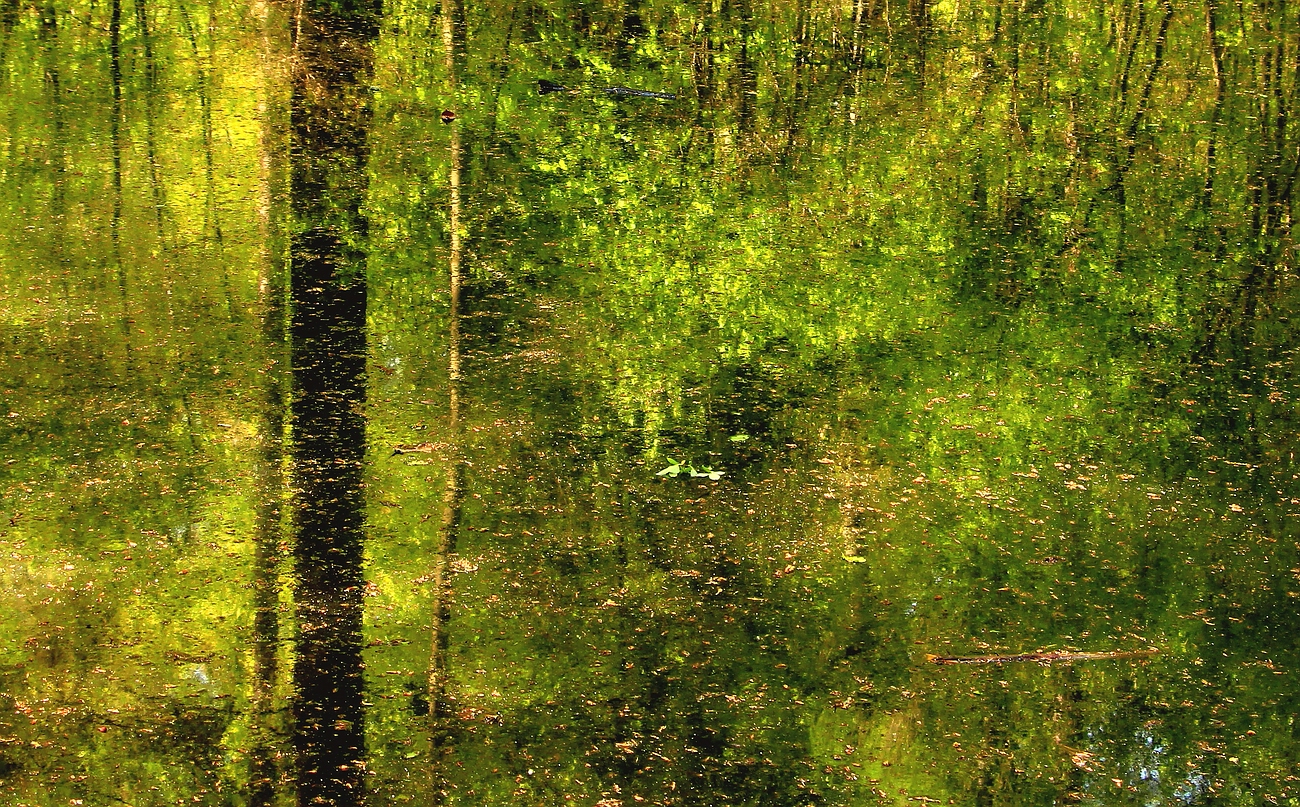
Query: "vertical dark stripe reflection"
288 3 379 806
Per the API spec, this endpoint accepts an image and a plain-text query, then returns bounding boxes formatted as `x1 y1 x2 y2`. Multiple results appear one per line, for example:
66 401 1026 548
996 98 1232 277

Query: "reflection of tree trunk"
782 0 811 162
1004 2 1023 139
109 0 122 237
178 0 224 245
734 0 756 136
1112 0 1143 117
249 398 285 807
109 0 132 357
692 14 715 110
1250 7 1292 308
1119 0 1173 175
289 207 368 807
1111 0 1173 272
1202 0 1227 262
1108 0 1142 237
287 0 379 804
40 1 63 209
429 0 466 794
909 0 929 87
248 7 293 802
851 0 867 64
134 0 168 243
40 0 66 306
0 0 20 63
612 2 642 69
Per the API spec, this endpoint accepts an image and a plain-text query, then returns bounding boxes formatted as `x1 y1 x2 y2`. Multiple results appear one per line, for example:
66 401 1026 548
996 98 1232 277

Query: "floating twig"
926 648 1158 665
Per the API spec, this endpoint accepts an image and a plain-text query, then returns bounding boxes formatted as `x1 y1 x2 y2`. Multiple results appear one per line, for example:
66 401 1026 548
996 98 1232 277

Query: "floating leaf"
656 460 684 477
659 460 723 480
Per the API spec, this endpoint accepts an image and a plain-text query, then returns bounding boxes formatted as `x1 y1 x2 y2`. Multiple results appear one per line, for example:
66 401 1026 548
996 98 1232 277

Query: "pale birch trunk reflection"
428 0 466 795
247 6 293 803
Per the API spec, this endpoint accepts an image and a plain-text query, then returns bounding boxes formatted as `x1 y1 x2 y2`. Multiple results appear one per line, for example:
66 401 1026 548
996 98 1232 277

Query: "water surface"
2 1 1299 805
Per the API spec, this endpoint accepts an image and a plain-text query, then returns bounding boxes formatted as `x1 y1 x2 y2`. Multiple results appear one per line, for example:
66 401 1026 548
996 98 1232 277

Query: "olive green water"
3 1 1299 805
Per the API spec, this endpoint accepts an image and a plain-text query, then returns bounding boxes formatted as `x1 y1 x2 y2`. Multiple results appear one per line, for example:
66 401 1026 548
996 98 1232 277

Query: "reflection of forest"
0 0 1298 806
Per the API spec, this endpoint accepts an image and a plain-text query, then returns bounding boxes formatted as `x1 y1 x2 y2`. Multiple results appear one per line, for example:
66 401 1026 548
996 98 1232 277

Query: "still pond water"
3 0 1300 804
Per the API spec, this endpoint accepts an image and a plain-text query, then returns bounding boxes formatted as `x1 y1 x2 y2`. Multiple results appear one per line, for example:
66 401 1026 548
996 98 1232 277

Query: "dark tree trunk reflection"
287 0 379 805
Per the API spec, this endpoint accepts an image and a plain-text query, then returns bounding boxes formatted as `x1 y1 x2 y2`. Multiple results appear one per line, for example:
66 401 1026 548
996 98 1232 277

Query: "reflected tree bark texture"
287 0 379 804
108 0 132 357
39 0 67 316
133 0 168 243
428 0 466 792
39 0 63 216
248 6 293 803
177 0 224 245
733 0 756 135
